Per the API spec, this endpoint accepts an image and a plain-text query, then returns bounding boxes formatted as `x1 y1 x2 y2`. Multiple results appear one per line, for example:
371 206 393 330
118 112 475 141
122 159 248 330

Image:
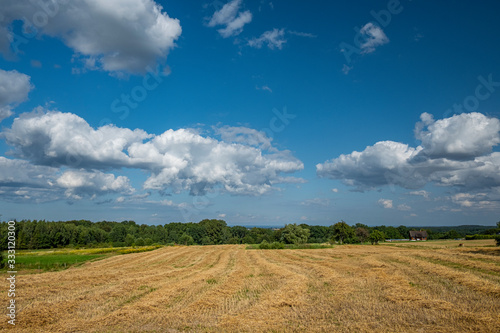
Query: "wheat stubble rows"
4 244 500 332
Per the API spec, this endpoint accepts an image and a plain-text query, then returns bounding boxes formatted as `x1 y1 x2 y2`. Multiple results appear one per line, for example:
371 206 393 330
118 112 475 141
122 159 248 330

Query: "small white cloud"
409 190 430 199
342 64 353 75
397 204 411 211
300 216 308 221
248 28 286 50
359 22 389 54
378 199 393 209
331 188 339 193
207 0 252 38
256 85 273 93
218 213 226 218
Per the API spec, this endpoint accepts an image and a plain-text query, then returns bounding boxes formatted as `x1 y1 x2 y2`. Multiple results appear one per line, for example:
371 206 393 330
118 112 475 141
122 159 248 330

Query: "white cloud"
378 199 393 209
0 156 132 202
3 109 151 169
207 0 252 38
256 85 273 93
331 188 339 193
359 22 389 54
415 112 500 160
451 192 500 210
317 112 500 193
218 213 226 218
408 190 430 199
248 28 286 50
57 169 134 199
0 69 33 122
0 0 182 75
317 140 423 189
4 109 304 196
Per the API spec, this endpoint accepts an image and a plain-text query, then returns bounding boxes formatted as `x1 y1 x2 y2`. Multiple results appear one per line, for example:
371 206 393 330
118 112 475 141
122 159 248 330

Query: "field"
3 246 162 272
3 240 500 332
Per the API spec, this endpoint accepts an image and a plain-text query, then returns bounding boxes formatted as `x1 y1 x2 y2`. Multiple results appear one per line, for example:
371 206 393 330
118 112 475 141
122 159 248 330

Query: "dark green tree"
331 221 355 244
355 227 369 244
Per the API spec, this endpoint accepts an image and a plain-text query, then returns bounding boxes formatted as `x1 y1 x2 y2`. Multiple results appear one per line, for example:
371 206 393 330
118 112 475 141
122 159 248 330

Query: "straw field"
4 240 500 332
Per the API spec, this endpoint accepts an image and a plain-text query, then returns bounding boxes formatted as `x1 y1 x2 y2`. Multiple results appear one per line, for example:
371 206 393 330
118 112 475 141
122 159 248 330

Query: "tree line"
1 219 499 250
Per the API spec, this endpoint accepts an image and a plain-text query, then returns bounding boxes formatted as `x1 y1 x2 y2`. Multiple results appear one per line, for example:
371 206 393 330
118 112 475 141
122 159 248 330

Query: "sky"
0 0 499 227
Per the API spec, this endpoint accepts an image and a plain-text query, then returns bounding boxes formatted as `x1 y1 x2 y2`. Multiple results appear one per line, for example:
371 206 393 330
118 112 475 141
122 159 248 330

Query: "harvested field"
4 241 500 332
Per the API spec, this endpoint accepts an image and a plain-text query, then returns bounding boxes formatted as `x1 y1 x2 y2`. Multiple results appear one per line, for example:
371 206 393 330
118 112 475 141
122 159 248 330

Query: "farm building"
409 230 428 241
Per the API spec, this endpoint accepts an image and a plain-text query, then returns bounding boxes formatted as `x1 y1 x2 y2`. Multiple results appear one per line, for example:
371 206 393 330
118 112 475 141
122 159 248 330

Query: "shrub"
259 240 270 249
270 241 285 249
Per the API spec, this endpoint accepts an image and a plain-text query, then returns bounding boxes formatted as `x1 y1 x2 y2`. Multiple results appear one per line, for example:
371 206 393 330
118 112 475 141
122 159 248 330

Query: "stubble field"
3 240 500 332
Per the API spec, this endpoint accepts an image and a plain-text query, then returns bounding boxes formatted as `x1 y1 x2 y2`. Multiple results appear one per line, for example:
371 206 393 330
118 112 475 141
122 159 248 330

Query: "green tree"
368 230 385 245
135 238 145 246
110 224 127 243
281 223 310 245
331 221 355 244
178 233 194 245
199 219 228 244
124 234 135 246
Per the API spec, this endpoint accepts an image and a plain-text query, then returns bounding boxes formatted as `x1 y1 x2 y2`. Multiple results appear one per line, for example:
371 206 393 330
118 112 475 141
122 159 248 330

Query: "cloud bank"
2 110 304 200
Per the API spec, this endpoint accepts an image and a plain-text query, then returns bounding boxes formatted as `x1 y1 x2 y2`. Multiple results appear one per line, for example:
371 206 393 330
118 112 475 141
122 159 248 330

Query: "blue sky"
0 0 499 226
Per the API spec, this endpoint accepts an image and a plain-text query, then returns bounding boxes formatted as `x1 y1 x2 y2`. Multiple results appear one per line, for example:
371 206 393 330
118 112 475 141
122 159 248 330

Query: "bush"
270 241 285 249
496 236 500 246
259 240 270 249
465 234 497 240
259 240 284 249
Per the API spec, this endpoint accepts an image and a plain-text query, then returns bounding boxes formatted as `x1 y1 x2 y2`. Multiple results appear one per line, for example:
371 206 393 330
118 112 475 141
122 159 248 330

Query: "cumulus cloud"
317 112 500 193
359 23 389 54
207 0 252 38
57 169 134 200
317 141 423 189
451 192 499 210
4 109 304 196
415 112 500 160
0 69 33 122
0 157 132 202
248 28 286 50
0 0 182 75
378 199 393 209
3 109 151 168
